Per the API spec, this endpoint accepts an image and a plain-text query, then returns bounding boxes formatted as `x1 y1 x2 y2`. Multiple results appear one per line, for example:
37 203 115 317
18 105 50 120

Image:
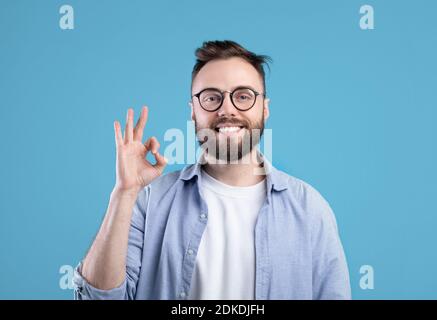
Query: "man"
73 40 351 300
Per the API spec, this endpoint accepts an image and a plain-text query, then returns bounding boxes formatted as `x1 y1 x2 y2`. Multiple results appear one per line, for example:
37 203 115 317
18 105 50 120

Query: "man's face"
191 57 270 163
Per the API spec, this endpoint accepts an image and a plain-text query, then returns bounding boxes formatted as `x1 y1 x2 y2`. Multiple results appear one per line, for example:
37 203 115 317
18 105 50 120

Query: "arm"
74 186 150 299
302 183 351 300
73 107 166 299
81 187 141 290
311 206 351 300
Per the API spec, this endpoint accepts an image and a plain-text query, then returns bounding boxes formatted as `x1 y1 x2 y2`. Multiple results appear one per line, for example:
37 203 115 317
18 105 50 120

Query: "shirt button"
180 291 186 298
200 213 207 219
187 249 194 255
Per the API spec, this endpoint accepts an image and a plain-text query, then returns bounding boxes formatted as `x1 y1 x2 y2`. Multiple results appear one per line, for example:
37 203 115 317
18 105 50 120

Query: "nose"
217 91 236 116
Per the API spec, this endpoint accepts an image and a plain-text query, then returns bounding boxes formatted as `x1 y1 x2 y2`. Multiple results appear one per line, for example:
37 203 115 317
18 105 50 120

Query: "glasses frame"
192 86 266 112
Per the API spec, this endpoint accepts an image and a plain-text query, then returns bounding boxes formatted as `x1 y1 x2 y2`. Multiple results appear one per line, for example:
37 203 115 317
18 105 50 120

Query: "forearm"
81 187 139 290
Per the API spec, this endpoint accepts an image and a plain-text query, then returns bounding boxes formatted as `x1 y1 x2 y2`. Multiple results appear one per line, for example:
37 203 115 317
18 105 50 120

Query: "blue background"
1 0 436 299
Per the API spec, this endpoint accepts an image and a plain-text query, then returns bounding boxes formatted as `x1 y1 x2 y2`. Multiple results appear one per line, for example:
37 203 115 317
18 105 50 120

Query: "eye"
238 94 251 100
203 95 219 102
200 90 222 104
234 89 255 102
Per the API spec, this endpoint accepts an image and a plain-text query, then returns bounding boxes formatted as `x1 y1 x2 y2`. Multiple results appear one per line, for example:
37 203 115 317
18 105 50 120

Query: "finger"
153 151 168 172
114 121 123 148
144 136 160 155
124 108 134 143
134 106 149 142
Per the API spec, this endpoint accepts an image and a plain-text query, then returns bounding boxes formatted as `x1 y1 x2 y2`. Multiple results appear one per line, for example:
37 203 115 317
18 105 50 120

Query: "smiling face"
191 57 270 163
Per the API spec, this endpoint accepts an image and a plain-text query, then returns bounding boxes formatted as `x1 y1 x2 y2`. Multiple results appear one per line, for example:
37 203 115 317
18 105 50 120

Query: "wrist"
111 185 141 199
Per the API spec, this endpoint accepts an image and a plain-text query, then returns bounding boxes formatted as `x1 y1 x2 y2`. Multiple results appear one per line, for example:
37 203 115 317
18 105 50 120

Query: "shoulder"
137 165 196 199
143 168 187 195
273 168 338 229
273 168 329 207
133 167 190 216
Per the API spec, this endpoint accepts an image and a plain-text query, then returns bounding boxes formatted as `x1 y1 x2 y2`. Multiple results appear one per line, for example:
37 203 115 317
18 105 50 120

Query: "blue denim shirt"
73 158 351 300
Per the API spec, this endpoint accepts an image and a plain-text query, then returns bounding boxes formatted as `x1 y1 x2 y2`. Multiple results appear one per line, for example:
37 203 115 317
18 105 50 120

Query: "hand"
113 106 167 194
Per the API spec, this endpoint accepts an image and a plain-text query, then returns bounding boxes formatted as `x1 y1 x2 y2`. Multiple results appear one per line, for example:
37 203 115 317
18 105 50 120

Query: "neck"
202 149 266 187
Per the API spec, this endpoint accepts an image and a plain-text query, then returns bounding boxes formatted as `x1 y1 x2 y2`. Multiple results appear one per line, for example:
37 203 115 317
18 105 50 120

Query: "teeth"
218 126 241 133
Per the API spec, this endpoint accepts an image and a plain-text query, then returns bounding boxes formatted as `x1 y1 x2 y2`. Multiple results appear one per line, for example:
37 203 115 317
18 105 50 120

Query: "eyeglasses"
192 87 265 112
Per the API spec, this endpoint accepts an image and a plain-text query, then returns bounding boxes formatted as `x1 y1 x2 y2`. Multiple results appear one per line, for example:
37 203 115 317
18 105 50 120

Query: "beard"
194 113 265 164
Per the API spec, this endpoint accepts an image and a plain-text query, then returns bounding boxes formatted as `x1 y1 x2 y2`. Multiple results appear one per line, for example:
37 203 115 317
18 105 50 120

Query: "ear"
189 101 195 121
263 98 270 122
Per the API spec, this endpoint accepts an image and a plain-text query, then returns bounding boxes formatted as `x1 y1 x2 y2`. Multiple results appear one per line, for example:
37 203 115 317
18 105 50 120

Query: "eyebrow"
195 85 261 94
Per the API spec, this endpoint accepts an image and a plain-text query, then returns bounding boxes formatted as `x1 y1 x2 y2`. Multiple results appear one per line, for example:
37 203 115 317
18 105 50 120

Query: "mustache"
210 117 250 129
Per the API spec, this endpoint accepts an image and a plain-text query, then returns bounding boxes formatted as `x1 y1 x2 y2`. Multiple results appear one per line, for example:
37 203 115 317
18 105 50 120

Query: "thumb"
153 151 168 172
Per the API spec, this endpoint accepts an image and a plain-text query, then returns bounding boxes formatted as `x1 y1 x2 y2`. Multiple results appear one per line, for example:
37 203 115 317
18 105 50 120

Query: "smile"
216 126 243 133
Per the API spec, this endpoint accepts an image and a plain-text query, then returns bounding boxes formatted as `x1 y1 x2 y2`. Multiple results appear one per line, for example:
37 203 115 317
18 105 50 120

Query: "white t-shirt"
188 168 267 300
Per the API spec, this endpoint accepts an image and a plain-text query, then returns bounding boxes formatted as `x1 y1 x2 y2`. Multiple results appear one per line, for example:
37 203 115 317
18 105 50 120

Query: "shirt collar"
179 151 288 192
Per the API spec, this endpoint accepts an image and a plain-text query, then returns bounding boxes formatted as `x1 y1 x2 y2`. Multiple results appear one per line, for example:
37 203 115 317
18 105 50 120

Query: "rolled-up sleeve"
73 262 128 300
73 186 151 300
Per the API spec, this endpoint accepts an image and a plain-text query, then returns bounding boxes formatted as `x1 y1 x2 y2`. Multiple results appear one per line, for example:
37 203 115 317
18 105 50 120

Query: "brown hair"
191 40 271 93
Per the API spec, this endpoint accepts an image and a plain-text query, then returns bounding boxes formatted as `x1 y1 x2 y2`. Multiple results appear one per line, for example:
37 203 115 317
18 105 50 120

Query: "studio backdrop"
0 0 436 299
